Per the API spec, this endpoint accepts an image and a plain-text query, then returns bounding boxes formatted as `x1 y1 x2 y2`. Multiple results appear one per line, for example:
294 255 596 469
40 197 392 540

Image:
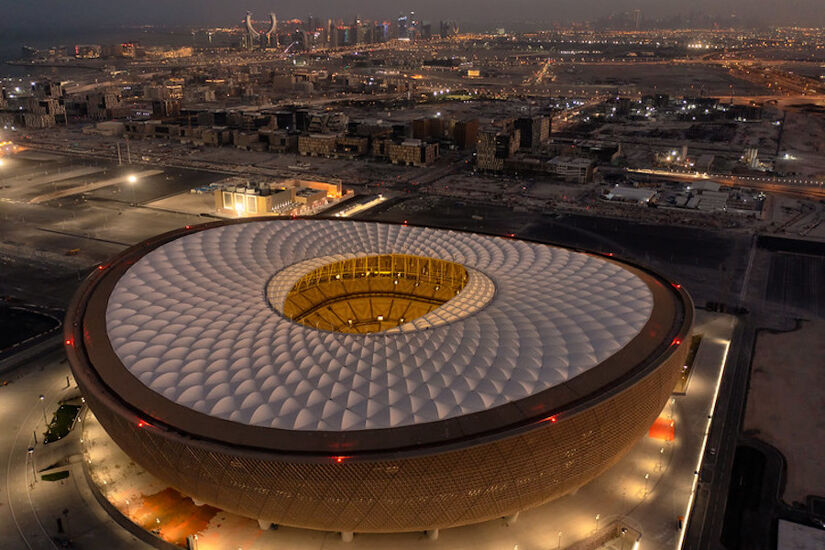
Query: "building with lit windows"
66 219 692 534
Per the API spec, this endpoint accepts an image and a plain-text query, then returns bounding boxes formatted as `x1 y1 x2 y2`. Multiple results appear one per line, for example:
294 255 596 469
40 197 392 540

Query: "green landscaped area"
41 471 70 482
44 404 82 444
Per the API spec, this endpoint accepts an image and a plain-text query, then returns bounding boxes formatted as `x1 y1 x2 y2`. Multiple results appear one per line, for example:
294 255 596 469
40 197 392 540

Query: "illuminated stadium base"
66 218 693 534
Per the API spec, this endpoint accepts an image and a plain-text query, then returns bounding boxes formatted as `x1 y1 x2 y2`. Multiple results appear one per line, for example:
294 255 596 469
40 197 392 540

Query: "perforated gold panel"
281 254 468 333
82 340 688 533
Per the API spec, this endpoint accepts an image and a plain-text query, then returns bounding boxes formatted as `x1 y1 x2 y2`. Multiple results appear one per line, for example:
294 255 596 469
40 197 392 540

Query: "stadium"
65 218 693 534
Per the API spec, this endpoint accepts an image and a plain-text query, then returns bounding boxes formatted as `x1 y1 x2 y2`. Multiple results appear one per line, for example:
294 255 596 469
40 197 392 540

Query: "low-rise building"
335 136 370 157
603 186 657 204
215 185 276 217
476 128 520 171
547 156 595 184
202 126 232 146
387 139 439 166
514 116 550 151
259 129 298 153
213 177 346 218
294 187 327 207
233 130 262 150
298 133 338 157
453 119 479 150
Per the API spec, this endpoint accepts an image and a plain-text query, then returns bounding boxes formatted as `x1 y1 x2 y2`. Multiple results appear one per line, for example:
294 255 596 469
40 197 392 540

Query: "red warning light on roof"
672 337 682 346
333 456 349 463
64 338 73 346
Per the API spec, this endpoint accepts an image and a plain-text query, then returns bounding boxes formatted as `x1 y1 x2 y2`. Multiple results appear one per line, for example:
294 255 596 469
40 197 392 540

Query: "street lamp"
39 394 47 424
126 174 138 204
27 446 36 485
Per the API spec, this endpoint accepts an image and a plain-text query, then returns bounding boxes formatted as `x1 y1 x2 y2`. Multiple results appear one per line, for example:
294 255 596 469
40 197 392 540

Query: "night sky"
0 0 819 32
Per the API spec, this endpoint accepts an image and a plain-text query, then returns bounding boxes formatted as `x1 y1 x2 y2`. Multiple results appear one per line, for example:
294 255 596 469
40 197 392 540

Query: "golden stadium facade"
65 218 693 534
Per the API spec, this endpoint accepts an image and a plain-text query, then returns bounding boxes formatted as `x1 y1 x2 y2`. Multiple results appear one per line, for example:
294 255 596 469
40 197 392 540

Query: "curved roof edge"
65 216 694 462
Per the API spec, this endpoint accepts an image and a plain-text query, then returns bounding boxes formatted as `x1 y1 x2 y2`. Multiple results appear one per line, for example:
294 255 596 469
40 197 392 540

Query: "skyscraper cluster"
241 11 458 51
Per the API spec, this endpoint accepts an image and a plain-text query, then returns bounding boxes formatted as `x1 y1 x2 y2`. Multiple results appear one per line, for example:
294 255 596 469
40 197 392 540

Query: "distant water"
0 27 195 79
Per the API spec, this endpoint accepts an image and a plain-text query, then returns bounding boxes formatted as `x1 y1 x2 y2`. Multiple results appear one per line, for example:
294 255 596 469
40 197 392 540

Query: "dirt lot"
744 320 825 504
551 62 770 96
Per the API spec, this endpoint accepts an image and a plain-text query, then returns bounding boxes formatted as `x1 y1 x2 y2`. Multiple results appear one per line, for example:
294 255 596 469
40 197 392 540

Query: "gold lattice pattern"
282 254 468 333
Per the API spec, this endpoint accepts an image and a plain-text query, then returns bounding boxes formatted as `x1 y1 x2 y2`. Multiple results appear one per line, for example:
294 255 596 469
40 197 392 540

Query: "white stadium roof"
105 220 654 432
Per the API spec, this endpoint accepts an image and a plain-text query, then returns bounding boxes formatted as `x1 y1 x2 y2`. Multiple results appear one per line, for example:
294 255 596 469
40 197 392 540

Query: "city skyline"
0 0 822 33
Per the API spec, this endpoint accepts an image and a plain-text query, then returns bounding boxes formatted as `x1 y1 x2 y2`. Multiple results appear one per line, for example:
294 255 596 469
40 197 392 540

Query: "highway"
629 168 825 200
682 318 755 550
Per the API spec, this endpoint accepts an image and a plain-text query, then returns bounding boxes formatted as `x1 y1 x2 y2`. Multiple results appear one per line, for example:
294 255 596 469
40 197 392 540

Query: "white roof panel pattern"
105 220 654 432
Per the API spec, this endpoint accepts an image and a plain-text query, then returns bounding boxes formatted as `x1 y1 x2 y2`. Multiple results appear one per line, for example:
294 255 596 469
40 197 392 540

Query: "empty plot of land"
10 166 103 188
29 169 163 204
145 191 220 217
551 63 769 96
0 164 106 201
745 320 825 504
12 150 64 162
765 253 825 317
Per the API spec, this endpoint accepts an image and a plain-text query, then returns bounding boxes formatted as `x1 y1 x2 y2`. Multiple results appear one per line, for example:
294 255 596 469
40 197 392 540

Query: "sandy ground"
145 191 220 217
778 108 825 179
744 320 825 504
551 63 769 96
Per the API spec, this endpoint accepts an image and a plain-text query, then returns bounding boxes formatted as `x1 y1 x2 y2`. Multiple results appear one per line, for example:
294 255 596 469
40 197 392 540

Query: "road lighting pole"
127 175 138 204
27 447 36 485
39 394 47 425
